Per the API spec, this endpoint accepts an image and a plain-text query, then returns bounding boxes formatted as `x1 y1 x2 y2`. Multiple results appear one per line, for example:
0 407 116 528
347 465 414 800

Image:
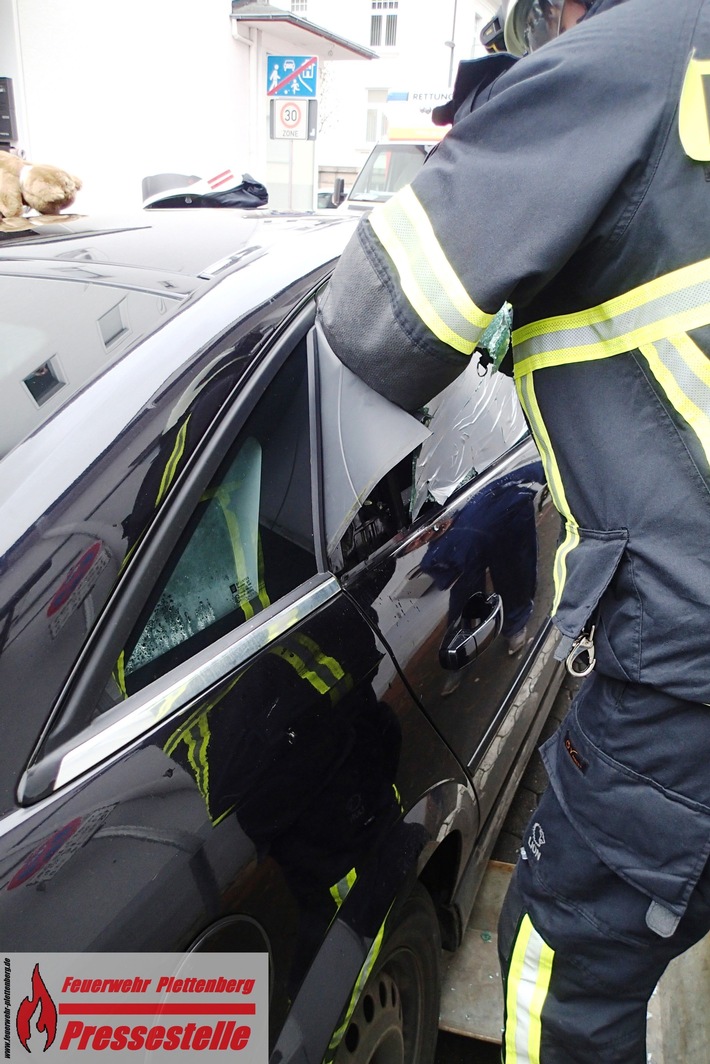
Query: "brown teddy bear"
0 150 82 219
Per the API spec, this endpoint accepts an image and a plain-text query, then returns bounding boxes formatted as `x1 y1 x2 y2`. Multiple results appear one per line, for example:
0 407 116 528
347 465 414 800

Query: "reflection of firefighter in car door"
419 460 544 657
316 0 710 1059
162 604 404 989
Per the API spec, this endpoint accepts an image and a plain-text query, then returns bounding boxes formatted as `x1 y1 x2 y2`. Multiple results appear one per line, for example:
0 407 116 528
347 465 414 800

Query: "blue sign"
267 55 318 98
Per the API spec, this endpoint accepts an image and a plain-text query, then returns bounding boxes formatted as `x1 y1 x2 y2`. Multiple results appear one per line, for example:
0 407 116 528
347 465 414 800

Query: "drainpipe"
231 22 260 175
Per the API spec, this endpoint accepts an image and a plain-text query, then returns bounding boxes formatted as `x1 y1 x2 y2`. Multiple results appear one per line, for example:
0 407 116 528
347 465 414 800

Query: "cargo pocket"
541 704 710 936
551 526 628 661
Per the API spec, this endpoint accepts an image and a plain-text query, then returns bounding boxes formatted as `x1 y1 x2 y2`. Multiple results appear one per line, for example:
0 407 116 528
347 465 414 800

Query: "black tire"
333 883 442 1064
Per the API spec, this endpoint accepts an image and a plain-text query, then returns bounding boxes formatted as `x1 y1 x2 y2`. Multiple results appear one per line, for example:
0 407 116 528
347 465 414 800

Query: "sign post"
266 56 319 209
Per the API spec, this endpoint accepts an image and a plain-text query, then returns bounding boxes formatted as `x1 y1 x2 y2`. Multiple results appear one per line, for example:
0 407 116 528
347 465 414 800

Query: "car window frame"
20 295 334 805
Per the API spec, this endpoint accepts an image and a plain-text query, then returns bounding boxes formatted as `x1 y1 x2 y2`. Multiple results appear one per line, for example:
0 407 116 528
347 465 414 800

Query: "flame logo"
16 964 57 1053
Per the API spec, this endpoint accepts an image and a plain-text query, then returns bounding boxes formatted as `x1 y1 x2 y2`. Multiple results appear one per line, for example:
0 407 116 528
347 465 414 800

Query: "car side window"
114 341 316 698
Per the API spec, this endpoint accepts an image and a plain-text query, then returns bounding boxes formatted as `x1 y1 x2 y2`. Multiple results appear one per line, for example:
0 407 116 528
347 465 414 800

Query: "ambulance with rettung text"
338 87 452 213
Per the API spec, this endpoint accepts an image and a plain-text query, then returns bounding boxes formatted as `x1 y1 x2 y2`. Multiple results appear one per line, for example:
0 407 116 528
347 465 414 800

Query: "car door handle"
439 592 504 670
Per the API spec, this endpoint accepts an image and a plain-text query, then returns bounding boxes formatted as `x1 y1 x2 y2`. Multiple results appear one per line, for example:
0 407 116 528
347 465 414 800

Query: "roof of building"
231 1 377 61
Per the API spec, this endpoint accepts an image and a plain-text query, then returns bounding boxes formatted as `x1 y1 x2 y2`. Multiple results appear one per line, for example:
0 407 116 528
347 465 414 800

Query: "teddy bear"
0 150 82 219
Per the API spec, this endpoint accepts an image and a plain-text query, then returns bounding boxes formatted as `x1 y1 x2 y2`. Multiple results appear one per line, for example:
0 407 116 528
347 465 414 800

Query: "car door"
312 325 562 827
2 321 369 1016
3 300 474 1061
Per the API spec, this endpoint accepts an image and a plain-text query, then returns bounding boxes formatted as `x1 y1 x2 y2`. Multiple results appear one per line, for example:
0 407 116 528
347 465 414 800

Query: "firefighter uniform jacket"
319 0 710 709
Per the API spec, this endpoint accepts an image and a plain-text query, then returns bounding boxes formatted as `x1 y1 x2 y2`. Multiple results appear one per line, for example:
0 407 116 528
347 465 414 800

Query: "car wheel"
333 883 441 1064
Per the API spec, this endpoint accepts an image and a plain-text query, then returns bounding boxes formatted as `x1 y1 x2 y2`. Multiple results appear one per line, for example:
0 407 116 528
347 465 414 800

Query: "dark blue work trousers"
498 673 710 1062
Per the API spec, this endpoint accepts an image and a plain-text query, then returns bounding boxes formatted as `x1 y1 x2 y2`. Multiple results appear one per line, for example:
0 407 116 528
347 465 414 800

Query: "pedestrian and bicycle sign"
267 55 318 97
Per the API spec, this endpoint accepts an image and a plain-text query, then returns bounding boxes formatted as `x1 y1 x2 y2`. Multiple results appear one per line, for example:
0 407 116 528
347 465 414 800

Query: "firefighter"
316 0 710 1059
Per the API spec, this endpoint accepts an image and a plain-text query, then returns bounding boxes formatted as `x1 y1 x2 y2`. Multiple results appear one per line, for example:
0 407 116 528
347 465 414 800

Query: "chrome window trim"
43 574 339 793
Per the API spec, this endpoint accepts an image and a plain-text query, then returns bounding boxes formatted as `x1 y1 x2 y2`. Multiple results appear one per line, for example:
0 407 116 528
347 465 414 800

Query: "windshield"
348 143 431 203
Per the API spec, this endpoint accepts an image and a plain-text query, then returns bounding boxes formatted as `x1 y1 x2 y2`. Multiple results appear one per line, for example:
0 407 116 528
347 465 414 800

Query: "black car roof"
0 208 356 462
0 208 354 285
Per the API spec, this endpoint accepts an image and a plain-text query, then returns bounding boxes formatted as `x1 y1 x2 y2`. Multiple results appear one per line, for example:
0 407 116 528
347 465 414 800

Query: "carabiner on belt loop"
565 625 596 678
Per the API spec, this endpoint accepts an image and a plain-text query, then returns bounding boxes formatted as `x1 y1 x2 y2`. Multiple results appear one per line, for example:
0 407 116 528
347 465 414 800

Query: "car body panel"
0 208 562 1064
343 439 560 828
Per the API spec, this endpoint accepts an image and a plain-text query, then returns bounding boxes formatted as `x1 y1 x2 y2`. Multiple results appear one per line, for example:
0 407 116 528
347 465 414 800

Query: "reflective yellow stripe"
396 187 492 331
270 644 332 695
273 634 349 700
177 714 210 804
369 185 491 354
155 417 190 507
639 334 710 467
679 54 710 162
163 676 241 823
516 373 578 616
292 632 345 683
326 908 391 1062
217 490 255 620
209 483 269 619
115 650 127 699
329 867 358 908
257 535 270 611
513 257 710 377
504 914 554 1064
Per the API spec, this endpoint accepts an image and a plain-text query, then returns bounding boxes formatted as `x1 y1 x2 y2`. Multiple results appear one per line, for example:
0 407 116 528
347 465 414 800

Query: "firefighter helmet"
480 9 506 53
502 0 591 56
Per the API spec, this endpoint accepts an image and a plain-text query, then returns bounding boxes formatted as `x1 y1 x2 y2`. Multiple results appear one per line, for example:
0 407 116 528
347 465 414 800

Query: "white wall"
311 0 498 178
1 0 499 214
8 0 251 213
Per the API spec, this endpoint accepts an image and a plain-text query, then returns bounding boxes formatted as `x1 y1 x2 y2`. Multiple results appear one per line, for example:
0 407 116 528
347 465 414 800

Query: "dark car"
0 209 563 1063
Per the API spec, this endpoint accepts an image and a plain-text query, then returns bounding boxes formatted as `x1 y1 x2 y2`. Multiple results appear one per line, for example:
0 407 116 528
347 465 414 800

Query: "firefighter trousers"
498 674 710 1063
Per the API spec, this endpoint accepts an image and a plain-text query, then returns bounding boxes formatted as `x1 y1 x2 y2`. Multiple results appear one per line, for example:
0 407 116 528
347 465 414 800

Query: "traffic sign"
270 99 309 140
267 55 318 98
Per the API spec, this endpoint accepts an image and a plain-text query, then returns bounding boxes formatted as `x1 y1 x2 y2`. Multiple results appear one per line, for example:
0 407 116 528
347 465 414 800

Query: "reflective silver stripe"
49 574 340 792
513 257 710 376
638 333 710 467
368 185 492 354
504 914 554 1064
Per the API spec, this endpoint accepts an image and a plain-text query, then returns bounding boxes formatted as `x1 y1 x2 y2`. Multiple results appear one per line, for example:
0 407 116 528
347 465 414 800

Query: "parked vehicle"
317 187 338 209
338 88 451 214
142 170 269 209
0 208 562 1064
338 141 436 213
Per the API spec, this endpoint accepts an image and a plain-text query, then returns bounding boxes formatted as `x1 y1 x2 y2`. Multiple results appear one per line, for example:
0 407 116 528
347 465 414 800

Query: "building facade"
0 0 496 213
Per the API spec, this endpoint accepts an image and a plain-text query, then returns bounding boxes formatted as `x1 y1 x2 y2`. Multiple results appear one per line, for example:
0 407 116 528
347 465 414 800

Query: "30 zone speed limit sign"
270 100 309 140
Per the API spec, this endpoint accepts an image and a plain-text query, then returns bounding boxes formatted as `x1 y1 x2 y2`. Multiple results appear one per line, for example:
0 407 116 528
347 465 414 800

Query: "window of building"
99 300 129 349
371 1 398 48
385 13 398 46
291 0 308 13
23 358 65 407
